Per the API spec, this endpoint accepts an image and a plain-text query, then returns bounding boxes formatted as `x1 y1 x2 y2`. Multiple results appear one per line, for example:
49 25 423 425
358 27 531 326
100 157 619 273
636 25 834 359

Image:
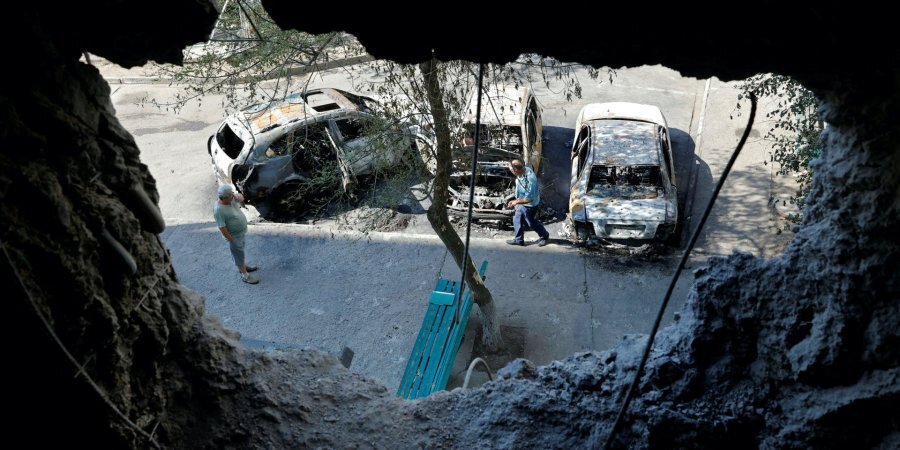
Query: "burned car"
446 84 543 220
568 102 679 243
208 88 417 218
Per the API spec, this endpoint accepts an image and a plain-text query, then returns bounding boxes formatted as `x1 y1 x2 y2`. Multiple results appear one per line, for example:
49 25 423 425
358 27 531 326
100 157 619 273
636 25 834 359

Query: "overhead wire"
602 93 758 449
454 63 485 325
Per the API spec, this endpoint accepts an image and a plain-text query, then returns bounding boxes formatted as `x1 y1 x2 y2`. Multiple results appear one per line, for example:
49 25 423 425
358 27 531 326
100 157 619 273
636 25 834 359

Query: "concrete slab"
449 298 593 390
432 239 594 386
583 256 694 351
688 79 796 259
437 240 587 305
162 221 450 390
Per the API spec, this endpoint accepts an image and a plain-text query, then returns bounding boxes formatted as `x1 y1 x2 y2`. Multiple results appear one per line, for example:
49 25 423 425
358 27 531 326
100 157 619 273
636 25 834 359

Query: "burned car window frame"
446 85 544 221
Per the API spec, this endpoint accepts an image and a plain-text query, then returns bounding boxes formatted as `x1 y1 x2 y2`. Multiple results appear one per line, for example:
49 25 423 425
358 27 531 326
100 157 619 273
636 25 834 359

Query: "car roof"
579 102 667 127
238 88 363 135
589 119 660 165
463 84 527 127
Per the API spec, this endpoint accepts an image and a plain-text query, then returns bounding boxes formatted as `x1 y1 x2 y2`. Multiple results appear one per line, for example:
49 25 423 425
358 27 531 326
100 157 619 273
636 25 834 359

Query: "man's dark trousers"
512 204 549 244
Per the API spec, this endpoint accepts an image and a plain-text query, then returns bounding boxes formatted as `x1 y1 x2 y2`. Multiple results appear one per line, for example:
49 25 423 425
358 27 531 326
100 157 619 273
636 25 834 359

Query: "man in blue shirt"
506 159 549 246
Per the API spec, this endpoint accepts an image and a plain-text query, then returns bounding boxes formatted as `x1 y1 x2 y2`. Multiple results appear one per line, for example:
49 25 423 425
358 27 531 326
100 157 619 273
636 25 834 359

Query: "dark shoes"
245 264 259 272
507 239 549 246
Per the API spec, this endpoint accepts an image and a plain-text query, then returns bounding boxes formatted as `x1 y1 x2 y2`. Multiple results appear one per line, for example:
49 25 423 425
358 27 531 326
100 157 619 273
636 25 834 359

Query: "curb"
102 54 375 85
162 218 577 253
104 76 170 85
679 78 712 244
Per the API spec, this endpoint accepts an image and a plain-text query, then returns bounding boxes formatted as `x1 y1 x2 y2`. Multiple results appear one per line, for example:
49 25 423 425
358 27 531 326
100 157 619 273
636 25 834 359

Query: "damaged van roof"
589 120 660 166
244 100 309 133
240 88 362 134
463 84 524 126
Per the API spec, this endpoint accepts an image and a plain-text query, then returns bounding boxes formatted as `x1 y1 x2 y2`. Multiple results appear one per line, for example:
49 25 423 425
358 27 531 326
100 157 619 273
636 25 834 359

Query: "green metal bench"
397 260 488 399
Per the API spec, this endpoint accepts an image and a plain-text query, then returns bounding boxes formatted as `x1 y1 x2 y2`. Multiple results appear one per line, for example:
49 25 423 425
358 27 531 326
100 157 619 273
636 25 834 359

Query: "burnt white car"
568 102 679 243
447 84 543 220
208 88 417 218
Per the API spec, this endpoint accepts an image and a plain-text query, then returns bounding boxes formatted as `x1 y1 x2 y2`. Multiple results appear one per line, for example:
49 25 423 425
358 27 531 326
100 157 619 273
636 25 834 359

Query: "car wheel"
573 219 591 242
267 180 309 220
665 221 684 248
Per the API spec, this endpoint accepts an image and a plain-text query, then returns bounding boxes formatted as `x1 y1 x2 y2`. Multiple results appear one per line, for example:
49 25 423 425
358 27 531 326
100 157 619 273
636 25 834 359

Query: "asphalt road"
108 62 795 390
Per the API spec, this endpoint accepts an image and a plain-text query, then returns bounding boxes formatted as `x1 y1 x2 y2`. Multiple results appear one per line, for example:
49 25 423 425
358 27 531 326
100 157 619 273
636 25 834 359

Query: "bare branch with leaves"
738 74 823 223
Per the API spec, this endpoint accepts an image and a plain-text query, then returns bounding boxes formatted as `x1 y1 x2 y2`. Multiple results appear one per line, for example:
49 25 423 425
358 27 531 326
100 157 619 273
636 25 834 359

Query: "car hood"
463 85 524 127
581 195 673 222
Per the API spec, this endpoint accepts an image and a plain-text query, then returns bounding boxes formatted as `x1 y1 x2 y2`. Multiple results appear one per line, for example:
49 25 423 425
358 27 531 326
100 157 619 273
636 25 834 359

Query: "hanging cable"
455 63 485 325
602 93 758 449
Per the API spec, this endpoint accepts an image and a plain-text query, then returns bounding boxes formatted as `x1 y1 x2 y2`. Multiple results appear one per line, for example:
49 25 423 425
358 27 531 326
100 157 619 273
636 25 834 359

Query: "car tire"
573 219 591 242
266 180 308 220
665 222 684 248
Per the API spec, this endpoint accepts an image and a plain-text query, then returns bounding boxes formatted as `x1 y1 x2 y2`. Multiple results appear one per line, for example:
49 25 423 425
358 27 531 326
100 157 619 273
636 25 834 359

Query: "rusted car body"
446 84 543 220
208 88 416 217
568 102 679 242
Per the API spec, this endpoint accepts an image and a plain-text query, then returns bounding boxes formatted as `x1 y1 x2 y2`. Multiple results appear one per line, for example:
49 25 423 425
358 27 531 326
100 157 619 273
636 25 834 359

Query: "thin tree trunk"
419 58 503 351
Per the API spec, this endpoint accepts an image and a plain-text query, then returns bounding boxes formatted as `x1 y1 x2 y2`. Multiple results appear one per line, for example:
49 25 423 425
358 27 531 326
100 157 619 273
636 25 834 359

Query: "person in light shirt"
506 159 549 247
214 184 259 284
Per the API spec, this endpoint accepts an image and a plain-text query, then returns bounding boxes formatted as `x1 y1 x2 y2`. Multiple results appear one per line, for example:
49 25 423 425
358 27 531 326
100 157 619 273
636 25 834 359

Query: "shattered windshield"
587 165 662 199
464 123 522 152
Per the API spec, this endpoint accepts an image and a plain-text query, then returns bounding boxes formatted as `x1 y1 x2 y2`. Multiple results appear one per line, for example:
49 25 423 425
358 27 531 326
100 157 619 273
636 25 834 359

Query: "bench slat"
433 290 474 391
397 261 488 399
398 278 457 398
415 297 456 398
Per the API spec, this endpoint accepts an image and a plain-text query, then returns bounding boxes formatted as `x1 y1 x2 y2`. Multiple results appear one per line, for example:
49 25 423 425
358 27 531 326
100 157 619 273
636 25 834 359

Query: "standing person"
506 159 550 247
214 184 259 284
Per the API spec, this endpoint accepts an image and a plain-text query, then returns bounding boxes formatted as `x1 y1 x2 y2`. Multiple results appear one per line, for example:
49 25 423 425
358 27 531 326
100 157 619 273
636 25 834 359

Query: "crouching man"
506 159 550 247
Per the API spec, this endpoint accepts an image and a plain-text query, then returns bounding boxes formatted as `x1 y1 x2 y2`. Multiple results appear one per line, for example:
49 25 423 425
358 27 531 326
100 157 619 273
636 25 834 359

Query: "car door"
659 125 676 189
569 126 592 216
519 89 543 174
657 124 679 226
229 127 299 200
330 113 373 174
333 112 405 176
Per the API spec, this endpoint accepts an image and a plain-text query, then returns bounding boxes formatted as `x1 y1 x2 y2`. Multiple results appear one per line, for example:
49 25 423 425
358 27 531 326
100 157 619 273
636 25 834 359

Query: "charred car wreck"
447 85 543 220
568 102 679 243
208 88 417 218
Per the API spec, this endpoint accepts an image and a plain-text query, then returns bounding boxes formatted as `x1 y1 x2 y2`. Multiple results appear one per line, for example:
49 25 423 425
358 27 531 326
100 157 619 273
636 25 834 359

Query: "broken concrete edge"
240 336 354 369
101 54 375 85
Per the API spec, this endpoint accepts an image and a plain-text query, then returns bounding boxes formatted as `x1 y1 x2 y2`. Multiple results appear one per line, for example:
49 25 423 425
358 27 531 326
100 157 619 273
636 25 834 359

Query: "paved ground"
162 220 693 391
103 56 798 392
